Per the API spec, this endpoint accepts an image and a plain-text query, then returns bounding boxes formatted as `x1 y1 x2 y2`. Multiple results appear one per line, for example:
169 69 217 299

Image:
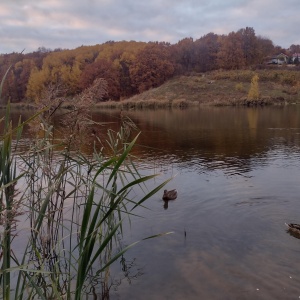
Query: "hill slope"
98 69 300 108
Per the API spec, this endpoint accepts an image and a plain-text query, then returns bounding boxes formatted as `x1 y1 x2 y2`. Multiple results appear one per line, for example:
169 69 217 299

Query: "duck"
286 223 300 234
163 189 177 200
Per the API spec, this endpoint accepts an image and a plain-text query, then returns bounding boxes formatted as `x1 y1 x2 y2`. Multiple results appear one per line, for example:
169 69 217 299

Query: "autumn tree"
217 32 245 69
26 66 51 102
256 36 274 64
26 50 83 102
72 45 101 69
273 45 287 55
289 44 300 54
116 42 147 97
79 59 120 100
194 33 220 72
10 59 36 102
238 27 258 66
23 50 48 69
172 38 196 73
90 41 147 98
0 52 25 102
119 59 133 97
0 28 283 103
95 41 146 66
248 74 260 100
0 50 49 103
130 42 175 93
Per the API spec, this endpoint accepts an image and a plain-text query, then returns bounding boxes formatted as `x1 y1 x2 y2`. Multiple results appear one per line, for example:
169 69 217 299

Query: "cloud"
0 0 299 54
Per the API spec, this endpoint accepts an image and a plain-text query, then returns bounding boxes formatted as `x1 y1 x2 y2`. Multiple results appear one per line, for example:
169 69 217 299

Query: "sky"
1 0 300 54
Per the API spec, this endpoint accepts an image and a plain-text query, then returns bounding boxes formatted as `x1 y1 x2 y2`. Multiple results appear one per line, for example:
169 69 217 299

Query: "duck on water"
286 223 300 233
163 189 178 201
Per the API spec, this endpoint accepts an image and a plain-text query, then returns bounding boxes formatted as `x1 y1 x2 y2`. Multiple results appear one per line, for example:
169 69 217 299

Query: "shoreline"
2 70 300 110
0 95 292 111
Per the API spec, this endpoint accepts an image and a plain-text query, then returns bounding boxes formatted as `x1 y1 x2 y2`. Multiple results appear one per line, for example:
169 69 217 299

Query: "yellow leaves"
26 67 51 103
96 41 147 66
26 42 149 102
26 50 85 101
65 63 82 94
247 74 260 100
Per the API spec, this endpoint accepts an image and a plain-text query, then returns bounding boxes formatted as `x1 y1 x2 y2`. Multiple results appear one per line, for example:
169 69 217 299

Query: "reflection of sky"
115 151 300 299
111 125 300 298
7 107 300 299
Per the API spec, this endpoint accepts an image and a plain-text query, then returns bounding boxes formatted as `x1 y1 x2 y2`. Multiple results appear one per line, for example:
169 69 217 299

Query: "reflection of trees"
11 106 300 175
31 107 300 175
118 107 300 174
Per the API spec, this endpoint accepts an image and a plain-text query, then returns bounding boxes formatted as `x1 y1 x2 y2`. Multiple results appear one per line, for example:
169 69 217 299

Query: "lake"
7 105 300 299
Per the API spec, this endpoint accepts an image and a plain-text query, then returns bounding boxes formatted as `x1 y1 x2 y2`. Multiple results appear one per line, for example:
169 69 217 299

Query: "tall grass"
210 69 300 85
93 99 199 110
0 66 28 299
0 73 171 298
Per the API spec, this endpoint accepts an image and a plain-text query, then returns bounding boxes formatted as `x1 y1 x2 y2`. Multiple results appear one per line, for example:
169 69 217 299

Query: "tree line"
0 27 299 103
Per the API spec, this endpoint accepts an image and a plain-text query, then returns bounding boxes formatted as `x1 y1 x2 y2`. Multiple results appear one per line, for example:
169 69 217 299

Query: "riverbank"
97 69 300 109
3 69 300 110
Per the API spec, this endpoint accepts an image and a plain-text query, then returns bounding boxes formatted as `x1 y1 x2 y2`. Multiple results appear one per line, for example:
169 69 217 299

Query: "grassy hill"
97 69 300 109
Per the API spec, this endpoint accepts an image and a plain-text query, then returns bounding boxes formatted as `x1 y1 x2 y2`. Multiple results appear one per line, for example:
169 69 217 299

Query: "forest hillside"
1 26 300 105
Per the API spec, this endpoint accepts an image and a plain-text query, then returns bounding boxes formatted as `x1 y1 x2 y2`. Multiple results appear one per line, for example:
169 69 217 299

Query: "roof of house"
276 53 289 57
271 53 289 59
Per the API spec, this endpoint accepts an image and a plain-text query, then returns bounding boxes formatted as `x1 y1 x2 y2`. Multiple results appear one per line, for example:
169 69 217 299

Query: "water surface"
103 106 300 300
7 105 300 299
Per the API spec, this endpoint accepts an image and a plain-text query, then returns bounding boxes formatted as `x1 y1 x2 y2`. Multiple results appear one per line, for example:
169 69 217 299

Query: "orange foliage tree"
238 27 258 66
171 38 196 73
79 59 120 100
217 32 245 69
0 27 281 103
130 43 175 93
194 33 220 72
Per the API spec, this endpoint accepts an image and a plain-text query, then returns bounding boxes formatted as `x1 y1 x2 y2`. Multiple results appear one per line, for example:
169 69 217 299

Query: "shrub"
248 74 260 100
235 83 244 92
0 67 172 298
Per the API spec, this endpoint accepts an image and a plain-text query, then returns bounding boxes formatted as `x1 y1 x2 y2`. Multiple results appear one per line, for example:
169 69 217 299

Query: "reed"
0 74 171 298
93 98 199 110
0 66 26 299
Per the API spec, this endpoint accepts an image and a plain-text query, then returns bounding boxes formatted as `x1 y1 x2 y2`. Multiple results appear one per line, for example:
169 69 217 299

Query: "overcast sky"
1 0 299 54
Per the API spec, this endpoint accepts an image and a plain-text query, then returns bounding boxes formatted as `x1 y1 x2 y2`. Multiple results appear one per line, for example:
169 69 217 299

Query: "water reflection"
103 106 300 300
163 199 177 210
7 105 300 171
88 106 300 175
6 105 300 299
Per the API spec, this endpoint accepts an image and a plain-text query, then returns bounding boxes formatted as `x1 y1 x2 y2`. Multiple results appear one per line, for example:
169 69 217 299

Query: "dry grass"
94 69 300 108
7 69 300 110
